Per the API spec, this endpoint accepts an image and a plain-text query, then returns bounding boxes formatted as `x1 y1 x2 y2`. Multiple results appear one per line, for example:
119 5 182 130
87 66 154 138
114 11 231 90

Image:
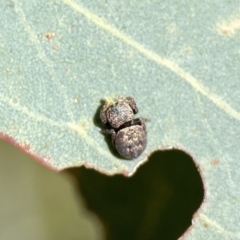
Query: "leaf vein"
199 214 240 238
0 93 124 171
13 0 74 122
61 0 240 122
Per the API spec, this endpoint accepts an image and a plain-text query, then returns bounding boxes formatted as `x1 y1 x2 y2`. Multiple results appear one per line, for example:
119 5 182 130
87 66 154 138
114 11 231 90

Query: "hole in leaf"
68 149 204 240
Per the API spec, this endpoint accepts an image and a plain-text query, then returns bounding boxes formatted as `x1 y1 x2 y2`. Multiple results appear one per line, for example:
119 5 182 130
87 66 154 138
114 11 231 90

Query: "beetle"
100 96 147 159
100 96 138 129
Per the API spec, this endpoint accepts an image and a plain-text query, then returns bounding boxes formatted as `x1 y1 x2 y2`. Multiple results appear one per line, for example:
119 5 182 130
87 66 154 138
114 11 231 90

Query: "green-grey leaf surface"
0 0 240 238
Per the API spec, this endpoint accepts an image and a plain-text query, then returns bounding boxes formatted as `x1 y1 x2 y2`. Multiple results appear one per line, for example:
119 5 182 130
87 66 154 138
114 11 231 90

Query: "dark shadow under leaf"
67 149 204 240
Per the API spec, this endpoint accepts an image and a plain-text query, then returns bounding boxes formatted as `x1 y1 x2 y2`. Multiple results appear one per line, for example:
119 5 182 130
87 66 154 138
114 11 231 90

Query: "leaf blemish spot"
5 67 10 72
12 98 18 105
218 18 240 35
203 223 209 228
167 23 177 33
79 120 89 130
73 97 79 103
22 142 31 151
184 46 192 54
45 32 56 41
53 43 58 51
44 155 53 163
211 159 219 166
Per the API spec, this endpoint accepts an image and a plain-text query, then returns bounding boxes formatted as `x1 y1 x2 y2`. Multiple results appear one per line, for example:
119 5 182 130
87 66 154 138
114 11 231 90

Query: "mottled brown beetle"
100 96 138 129
100 96 147 159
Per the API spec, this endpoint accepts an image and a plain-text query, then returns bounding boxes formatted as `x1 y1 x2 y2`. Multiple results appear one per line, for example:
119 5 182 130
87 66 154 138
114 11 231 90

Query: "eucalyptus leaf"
0 0 240 239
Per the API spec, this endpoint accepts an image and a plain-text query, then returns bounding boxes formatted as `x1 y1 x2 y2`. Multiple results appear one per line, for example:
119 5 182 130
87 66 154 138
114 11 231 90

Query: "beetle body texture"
106 102 134 129
115 124 147 159
100 96 138 128
100 96 147 159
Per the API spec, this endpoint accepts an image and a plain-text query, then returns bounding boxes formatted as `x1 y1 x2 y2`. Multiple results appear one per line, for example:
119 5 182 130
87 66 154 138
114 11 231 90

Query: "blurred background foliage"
0 139 204 240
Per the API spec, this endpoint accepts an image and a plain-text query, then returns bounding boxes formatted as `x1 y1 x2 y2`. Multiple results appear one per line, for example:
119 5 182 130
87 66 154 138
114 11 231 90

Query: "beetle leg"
100 107 108 125
101 129 116 145
111 131 117 145
132 118 147 134
101 129 115 135
126 97 138 114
